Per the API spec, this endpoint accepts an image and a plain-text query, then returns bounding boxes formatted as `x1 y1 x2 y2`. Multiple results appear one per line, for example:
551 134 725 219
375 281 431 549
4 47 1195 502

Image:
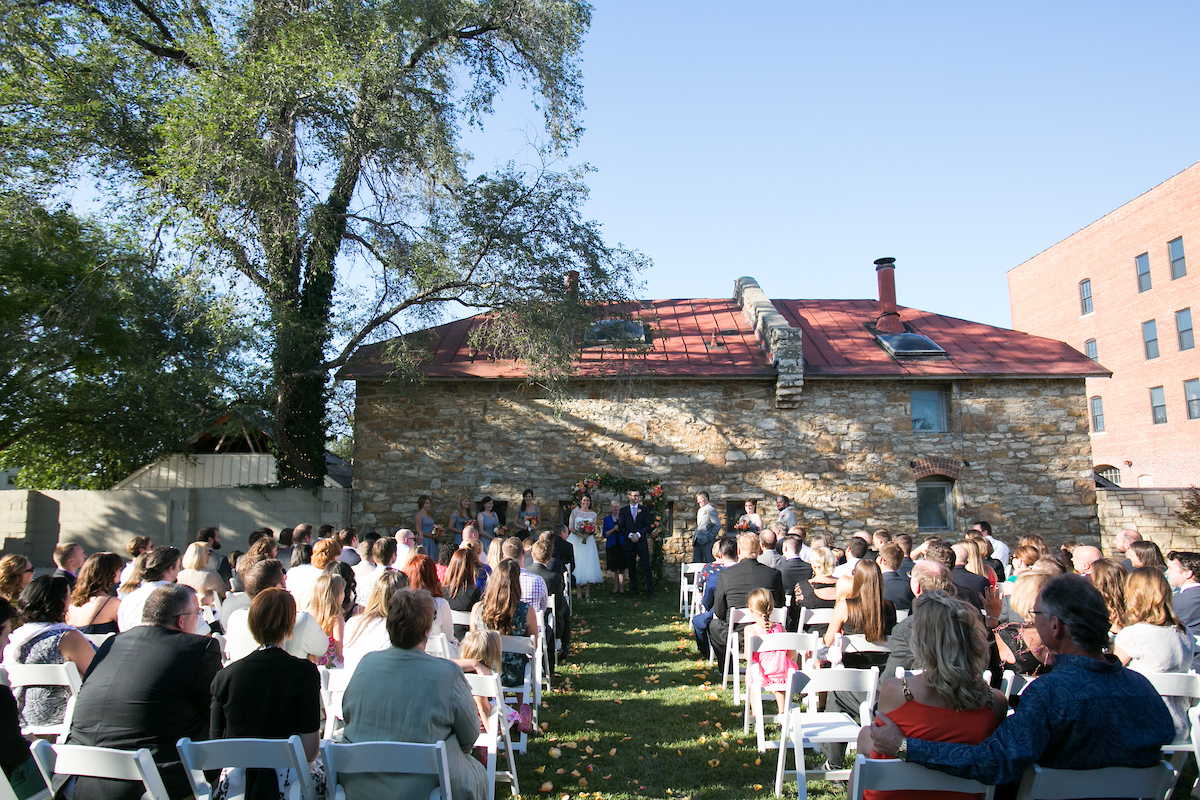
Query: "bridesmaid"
516 490 540 539
447 495 473 546
476 497 500 546
415 495 439 561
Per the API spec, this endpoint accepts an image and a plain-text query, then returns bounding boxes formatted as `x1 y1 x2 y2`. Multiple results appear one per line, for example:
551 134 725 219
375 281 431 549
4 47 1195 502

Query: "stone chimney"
874 257 904 333
734 277 803 408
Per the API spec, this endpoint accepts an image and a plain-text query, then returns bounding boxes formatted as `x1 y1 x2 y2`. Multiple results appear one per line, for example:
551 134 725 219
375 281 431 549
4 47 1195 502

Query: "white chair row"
3 662 81 743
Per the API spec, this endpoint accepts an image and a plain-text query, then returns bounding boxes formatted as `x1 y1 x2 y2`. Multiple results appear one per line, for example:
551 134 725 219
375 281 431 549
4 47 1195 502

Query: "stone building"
340 263 1108 560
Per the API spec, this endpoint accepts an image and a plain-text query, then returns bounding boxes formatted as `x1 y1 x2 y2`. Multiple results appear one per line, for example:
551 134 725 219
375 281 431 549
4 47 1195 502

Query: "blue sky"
458 1 1200 330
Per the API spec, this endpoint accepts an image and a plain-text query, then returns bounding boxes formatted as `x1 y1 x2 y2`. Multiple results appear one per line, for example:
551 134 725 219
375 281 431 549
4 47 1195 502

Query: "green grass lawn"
514 578 1200 800
515 581 844 800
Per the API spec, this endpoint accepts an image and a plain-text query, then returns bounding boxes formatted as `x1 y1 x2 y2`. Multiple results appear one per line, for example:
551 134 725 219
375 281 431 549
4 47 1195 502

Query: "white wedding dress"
567 509 603 585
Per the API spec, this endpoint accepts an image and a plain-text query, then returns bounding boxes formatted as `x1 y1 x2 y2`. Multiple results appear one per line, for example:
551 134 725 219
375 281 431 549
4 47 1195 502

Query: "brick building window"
911 389 948 432
1186 378 1200 420
1096 465 1121 485
1136 253 1152 292
1089 396 1105 432
1150 386 1168 424
1143 320 1160 359
1079 279 1093 315
917 477 954 531
1170 237 1187 279
1084 339 1098 362
1177 308 1194 351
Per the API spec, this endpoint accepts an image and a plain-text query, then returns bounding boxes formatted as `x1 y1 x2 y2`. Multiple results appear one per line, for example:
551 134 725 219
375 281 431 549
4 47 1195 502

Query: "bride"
568 495 603 600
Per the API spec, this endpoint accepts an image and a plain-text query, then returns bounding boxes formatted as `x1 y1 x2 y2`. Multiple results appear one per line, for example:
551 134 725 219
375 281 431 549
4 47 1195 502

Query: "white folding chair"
1013 761 1174 800
80 632 114 649
680 563 703 615
894 608 910 621
498 635 537 754
543 596 558 684
797 607 835 633
30 740 170 800
323 739 452 800
465 672 519 800
451 610 473 631
830 634 890 666
1149 674 1200 798
319 667 354 740
742 632 819 750
723 607 787 704
999 670 1037 715
210 633 230 665
850 753 995 799
774 666 880 797
426 632 453 659
177 735 315 800
561 567 573 616
5 662 82 742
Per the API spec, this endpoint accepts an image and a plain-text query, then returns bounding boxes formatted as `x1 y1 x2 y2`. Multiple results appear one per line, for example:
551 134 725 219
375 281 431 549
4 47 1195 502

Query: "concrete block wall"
1098 487 1200 555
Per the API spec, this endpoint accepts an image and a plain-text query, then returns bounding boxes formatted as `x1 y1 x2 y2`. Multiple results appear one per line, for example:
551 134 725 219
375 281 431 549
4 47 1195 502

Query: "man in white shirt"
832 536 869 578
225 559 328 662
394 528 417 569
359 537 397 603
973 520 1010 573
787 525 812 562
693 491 721 564
775 495 798 530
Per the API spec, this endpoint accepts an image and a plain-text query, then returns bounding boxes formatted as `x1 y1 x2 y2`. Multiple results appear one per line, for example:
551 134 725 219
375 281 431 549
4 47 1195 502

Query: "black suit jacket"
69 625 222 800
529 561 567 616
552 537 575 573
778 557 814 595
952 565 990 610
882 570 915 612
712 559 786 622
617 504 653 544
51 568 76 591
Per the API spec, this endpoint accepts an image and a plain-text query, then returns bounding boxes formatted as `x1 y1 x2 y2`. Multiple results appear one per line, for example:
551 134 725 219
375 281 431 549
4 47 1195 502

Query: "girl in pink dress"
744 588 799 711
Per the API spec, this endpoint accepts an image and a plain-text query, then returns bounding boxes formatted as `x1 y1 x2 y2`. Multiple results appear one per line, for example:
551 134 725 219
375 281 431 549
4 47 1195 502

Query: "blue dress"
418 513 438 560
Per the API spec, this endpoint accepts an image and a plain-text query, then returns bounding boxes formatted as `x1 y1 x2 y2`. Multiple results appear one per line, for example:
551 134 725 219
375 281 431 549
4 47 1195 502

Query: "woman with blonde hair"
793 547 838 637
177 541 226 608
960 539 997 587
486 538 505 574
0 556 34 604
995 571 1055 675
857 591 1007 798
824 559 896 668
65 552 122 634
1018 534 1048 556
307 572 346 668
1114 567 1191 741
1088 558 1128 635
344 569 408 673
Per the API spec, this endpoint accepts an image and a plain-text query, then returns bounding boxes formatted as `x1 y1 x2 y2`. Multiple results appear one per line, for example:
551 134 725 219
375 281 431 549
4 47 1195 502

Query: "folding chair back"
680 563 704 615
723 607 787 703
426 632 452 659
851 754 995 799
177 735 315 800
797 607 834 632
80 632 114 649
742 632 818 750
210 633 230 665
30 740 171 800
1013 761 1174 800
6 662 82 741
320 667 354 739
465 672 519 800
451 610 473 630
322 740 451 800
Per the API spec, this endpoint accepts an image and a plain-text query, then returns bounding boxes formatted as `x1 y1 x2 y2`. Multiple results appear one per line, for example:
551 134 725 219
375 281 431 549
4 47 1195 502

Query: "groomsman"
693 491 721 563
618 490 654 599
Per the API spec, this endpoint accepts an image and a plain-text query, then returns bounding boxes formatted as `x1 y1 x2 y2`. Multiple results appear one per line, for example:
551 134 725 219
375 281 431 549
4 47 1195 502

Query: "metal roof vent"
877 331 946 358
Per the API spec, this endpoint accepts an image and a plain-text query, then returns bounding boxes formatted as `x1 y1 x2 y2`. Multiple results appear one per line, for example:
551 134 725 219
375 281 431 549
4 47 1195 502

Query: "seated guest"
224 559 327 663
444 549 484 641
793 546 839 637
306 571 346 668
501 537 547 613
404 554 457 655
709 533 786 665
4 576 94 728
344 569 409 674
0 597 48 795
470 559 539 690
870 575 1175 790
68 584 222 800
527 535 569 668
51 542 84 590
832 536 868 578
1114 567 1193 742
757 529 784 569
118 537 151 587
1087 558 1128 634
358 536 397 602
287 538 336 613
0 557 33 606
778 535 813 630
994 572 1055 677
1004 545 1040 593
117 547 188 631
341 589 488 800
65 552 122 634
893 533 914 578
857 590 1007 799
434 543 455 582
692 537 738 658
351 539 376 587
950 543 990 610
882 560 954 682
879 543 914 613
211 588 321 800
177 541 227 613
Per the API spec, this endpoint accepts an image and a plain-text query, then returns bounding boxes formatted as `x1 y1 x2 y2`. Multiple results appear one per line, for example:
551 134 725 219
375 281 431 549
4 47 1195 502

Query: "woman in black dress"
210 588 321 800
444 549 483 641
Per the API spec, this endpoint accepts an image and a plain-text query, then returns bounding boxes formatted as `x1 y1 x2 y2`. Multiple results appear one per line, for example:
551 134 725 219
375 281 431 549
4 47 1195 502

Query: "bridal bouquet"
578 520 596 542
431 524 447 542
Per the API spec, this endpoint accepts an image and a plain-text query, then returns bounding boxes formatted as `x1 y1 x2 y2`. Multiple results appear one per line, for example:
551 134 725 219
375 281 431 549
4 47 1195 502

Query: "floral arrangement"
572 477 600 501
566 472 670 582
734 519 751 532
581 520 596 534
648 483 664 502
431 524 446 541
495 525 508 538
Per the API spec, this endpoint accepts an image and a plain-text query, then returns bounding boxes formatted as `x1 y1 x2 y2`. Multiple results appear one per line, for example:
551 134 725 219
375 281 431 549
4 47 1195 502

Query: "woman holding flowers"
568 495 603 600
415 495 441 561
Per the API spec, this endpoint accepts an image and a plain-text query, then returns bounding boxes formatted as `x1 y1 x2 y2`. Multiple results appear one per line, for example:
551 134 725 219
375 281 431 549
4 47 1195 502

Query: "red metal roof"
338 297 1109 381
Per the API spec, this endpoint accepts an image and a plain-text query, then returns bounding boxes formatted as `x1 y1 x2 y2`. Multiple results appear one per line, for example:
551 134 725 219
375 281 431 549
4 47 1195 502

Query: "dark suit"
778 557 814 631
68 625 222 800
709 559 785 664
882 570 915 612
51 568 76 591
618 504 654 596
1174 585 1200 670
529 560 570 666
952 565 990 610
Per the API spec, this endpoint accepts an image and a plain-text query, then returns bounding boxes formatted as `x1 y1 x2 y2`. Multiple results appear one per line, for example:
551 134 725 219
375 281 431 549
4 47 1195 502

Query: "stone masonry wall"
1097 487 1200 556
353 377 1098 562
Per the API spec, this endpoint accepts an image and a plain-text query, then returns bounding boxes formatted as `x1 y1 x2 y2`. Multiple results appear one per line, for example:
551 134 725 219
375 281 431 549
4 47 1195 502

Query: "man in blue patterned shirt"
869 574 1174 790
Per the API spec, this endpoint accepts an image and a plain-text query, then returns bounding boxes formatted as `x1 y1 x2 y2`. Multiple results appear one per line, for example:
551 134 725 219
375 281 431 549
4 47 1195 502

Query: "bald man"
1114 529 1142 570
1072 545 1103 577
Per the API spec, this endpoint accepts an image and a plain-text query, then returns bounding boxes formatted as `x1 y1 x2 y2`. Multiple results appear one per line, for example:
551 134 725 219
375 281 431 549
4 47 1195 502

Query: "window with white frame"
1084 339 1098 362
1150 386 1168 424
917 478 954 531
1079 279 1093 315
911 389 948 433
1096 465 1121 485
1177 308 1194 351
1090 396 1105 432
1170 237 1187 279
1186 378 1200 420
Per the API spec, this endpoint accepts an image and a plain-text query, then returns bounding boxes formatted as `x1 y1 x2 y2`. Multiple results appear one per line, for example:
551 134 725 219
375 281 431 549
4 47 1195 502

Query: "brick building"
1009 162 1200 488
340 265 1106 558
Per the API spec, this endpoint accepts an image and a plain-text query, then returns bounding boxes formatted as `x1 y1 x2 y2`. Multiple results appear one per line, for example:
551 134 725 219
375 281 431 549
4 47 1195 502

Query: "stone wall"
1097 487 1200 555
353 376 1098 560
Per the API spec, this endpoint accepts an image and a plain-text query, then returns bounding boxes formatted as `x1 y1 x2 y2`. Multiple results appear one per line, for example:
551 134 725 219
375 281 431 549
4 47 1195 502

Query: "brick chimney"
565 270 580 300
874 257 904 333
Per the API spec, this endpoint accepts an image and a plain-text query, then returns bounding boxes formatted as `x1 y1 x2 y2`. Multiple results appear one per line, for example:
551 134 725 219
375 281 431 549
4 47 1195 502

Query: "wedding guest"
65 552 122 634
444 550 483 641
119 537 152 586
0 557 33 605
307 572 345 668
470 560 538 690
176 542 226 613
603 500 626 594
1129 540 1166 570
476 497 500 545
404 554 457 655
344 569 409 674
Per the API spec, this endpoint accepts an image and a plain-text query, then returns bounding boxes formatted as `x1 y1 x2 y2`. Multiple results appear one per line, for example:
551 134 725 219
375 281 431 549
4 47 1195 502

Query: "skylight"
585 319 648 345
876 331 946 358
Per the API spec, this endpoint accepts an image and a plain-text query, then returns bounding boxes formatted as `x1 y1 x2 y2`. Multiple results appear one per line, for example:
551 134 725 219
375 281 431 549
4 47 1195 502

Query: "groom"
618 489 654 599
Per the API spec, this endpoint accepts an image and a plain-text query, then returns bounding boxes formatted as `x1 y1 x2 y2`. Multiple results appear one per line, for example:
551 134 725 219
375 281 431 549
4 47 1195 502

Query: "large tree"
0 193 249 488
0 0 645 487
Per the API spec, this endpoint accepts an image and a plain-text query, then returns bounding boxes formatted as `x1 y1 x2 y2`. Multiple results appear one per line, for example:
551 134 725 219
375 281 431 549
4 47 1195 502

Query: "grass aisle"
516 582 843 800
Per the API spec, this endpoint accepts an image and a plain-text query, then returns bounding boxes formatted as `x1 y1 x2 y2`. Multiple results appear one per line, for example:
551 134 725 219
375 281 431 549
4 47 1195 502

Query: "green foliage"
0 193 247 488
1 0 645 487
1177 487 1200 529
